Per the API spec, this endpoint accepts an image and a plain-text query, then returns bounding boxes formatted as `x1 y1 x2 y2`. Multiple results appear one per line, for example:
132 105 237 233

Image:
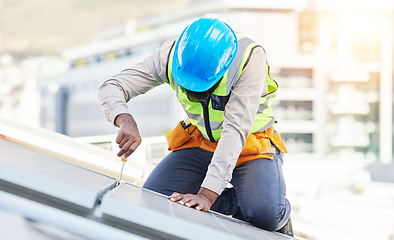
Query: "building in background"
0 54 67 128
36 0 393 165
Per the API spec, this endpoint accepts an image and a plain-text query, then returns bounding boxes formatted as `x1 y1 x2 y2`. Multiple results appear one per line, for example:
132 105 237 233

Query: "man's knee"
246 201 291 231
248 208 282 231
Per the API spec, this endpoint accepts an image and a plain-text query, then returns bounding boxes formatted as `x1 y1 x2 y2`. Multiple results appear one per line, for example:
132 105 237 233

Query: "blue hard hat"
172 18 238 92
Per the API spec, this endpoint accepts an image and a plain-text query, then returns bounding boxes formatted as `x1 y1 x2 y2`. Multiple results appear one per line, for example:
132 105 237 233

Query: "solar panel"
100 184 292 240
0 190 148 240
0 139 293 239
0 140 114 212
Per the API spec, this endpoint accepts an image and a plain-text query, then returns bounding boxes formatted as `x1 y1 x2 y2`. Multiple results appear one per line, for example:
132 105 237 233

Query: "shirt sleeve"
201 47 268 195
97 41 173 125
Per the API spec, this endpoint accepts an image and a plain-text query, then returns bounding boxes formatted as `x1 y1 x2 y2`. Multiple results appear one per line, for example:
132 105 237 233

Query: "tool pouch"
241 134 275 156
166 121 199 150
166 120 287 167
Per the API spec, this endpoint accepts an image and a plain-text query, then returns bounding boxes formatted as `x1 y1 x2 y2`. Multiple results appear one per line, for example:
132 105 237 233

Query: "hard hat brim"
172 68 221 93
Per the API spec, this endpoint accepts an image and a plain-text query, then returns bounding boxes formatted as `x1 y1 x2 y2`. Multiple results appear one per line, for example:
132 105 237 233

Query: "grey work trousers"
143 146 291 231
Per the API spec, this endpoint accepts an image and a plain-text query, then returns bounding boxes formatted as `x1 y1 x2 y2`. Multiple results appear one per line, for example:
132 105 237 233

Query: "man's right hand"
114 113 142 158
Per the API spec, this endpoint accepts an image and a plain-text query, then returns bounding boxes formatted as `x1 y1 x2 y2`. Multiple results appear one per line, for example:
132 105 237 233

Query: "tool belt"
166 120 287 167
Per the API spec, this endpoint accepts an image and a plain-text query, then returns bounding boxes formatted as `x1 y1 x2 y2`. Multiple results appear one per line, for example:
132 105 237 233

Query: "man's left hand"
168 187 218 212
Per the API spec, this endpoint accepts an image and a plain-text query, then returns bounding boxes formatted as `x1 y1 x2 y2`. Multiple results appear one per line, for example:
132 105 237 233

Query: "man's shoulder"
160 40 176 54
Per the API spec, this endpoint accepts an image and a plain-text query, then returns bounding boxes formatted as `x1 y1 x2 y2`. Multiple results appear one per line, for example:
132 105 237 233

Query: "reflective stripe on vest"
167 36 278 141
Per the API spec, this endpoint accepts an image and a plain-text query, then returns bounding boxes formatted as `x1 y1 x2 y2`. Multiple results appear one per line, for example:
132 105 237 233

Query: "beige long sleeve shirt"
98 41 268 195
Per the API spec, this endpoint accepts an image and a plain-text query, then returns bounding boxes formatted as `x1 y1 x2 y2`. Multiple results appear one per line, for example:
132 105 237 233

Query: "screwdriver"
116 156 127 186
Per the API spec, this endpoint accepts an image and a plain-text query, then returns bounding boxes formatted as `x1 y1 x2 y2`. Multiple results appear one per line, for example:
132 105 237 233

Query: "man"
98 18 292 235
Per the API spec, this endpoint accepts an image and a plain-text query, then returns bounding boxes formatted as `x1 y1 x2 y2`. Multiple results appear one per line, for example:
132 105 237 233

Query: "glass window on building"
276 100 313 121
276 68 314 88
282 133 313 153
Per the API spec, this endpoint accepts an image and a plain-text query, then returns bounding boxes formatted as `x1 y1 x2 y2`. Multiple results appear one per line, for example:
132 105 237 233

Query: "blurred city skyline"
1 0 393 162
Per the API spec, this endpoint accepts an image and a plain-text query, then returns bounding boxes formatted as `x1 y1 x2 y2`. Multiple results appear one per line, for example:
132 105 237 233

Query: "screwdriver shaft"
116 157 127 185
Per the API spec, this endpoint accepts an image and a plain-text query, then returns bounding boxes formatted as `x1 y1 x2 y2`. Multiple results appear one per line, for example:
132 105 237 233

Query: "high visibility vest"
167 36 278 142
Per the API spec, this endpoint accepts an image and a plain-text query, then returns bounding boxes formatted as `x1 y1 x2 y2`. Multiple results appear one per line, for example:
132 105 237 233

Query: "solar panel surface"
0 140 294 240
